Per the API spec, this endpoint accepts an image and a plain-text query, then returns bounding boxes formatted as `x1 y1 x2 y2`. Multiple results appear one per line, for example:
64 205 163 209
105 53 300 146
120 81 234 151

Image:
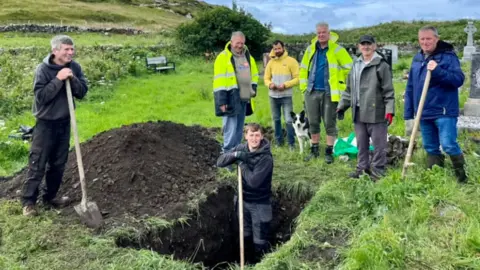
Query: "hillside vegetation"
0 0 212 31
272 19 480 44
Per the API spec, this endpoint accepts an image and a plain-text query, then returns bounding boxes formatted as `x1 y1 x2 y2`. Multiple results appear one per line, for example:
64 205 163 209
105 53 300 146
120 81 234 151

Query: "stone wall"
0 24 144 35
0 44 172 55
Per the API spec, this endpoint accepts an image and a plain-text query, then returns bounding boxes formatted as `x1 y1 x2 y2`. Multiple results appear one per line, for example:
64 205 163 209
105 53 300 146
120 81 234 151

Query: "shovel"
237 165 245 270
66 78 104 228
402 69 431 179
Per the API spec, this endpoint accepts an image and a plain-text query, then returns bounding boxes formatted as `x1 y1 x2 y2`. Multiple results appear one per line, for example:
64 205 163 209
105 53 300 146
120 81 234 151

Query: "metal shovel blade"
74 201 104 229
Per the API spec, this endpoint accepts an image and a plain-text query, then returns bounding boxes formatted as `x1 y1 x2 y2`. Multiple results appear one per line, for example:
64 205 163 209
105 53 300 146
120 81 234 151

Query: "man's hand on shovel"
427 60 438 71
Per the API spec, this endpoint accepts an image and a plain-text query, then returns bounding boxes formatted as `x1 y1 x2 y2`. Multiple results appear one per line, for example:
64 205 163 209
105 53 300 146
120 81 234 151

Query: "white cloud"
271 26 287 34
203 0 480 34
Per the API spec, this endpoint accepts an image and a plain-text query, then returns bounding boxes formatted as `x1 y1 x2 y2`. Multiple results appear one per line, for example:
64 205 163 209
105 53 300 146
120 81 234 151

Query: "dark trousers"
234 196 272 263
354 107 388 173
22 118 71 207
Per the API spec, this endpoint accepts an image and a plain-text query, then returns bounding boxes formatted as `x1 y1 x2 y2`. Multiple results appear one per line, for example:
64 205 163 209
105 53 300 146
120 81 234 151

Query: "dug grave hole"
0 121 312 268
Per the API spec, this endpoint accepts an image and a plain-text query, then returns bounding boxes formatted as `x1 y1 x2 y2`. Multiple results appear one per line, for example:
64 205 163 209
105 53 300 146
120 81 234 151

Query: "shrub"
175 6 270 59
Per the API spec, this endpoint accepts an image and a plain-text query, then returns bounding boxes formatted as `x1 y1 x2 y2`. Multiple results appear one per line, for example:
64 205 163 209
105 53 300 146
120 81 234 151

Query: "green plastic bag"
333 132 374 158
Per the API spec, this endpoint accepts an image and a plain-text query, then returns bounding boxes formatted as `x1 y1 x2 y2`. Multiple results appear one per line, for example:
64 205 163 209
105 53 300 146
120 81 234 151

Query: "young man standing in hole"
21 35 88 216
216 123 274 264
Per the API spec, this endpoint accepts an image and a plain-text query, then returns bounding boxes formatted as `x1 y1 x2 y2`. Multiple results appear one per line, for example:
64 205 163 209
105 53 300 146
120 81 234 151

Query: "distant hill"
0 0 214 32
271 20 480 45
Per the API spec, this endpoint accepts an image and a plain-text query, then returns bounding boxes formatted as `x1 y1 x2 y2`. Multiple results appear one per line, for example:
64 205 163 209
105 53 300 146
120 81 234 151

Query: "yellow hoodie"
263 49 300 98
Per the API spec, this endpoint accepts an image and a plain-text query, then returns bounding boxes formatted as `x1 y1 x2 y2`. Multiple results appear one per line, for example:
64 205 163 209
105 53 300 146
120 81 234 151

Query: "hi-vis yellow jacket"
299 31 353 102
213 41 259 117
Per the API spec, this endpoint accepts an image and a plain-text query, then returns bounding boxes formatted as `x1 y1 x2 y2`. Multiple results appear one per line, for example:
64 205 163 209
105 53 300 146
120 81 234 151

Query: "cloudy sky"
202 0 480 34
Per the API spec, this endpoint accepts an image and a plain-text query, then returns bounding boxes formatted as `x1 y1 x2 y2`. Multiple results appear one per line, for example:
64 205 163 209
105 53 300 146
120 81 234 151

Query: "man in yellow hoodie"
264 40 299 149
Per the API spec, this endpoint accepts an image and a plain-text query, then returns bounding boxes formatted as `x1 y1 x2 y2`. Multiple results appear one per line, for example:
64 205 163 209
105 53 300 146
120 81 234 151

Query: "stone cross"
462 21 477 61
464 21 477 47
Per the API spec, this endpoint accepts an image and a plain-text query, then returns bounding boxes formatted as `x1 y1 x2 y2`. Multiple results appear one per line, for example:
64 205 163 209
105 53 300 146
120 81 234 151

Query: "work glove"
336 108 345 120
385 113 394 126
234 151 249 163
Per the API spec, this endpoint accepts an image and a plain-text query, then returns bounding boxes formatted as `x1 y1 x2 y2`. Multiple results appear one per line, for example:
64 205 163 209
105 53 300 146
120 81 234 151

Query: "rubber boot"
304 143 319 161
325 145 334 164
244 235 255 265
253 243 270 264
427 154 445 169
450 154 467 183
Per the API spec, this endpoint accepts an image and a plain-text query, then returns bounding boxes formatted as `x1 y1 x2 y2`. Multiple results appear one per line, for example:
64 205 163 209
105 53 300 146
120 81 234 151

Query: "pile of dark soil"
0 121 222 220
0 120 311 268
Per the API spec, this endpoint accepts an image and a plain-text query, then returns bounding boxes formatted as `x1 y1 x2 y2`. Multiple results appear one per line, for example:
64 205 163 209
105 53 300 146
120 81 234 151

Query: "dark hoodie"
404 40 465 120
216 139 273 203
32 54 88 121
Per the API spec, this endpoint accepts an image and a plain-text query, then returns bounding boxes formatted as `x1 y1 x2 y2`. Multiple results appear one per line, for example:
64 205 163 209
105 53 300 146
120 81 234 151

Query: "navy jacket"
404 40 464 120
216 139 273 203
33 54 88 121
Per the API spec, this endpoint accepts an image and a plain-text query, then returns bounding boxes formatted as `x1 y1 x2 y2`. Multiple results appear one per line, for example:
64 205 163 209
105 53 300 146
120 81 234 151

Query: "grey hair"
315 22 330 30
419 26 439 37
50 35 74 50
231 31 245 40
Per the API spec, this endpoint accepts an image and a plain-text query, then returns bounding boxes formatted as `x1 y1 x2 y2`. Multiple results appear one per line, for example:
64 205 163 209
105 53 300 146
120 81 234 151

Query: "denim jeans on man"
222 101 247 153
420 117 462 156
269 97 294 146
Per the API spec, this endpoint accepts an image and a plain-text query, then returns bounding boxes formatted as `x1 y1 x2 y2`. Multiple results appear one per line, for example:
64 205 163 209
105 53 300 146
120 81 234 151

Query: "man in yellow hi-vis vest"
299 22 353 163
213 31 259 170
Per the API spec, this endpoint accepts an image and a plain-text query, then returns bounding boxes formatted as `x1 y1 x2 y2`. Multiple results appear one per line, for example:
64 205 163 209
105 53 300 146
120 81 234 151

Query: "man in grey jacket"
22 35 88 216
337 35 395 180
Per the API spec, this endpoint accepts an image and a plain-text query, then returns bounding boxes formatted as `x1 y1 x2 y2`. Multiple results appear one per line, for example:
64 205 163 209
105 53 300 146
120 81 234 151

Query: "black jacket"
216 139 273 203
32 54 88 121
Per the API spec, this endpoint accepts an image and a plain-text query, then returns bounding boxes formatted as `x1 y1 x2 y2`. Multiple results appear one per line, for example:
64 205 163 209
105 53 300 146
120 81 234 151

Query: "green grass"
0 0 193 32
0 32 174 48
1 57 480 269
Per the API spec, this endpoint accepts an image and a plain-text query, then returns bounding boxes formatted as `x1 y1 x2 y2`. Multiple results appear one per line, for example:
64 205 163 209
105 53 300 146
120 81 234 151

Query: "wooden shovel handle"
66 79 88 207
238 165 244 269
402 69 431 178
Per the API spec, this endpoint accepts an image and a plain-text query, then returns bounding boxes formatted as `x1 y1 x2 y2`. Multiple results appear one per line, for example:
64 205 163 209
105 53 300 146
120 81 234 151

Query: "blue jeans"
269 97 295 146
420 117 462 156
222 102 246 153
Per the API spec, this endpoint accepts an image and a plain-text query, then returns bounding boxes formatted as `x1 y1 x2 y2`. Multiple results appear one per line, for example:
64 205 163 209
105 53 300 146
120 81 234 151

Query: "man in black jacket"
22 35 88 216
216 123 273 263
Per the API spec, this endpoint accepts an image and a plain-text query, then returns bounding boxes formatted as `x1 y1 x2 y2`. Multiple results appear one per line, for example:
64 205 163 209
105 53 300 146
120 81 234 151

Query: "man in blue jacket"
404 26 467 183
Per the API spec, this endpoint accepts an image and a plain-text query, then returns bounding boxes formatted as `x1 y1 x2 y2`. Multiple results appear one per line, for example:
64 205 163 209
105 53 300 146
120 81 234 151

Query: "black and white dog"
290 110 311 154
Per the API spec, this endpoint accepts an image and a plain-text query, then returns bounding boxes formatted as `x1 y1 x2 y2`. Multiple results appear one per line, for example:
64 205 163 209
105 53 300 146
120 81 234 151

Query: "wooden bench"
145 56 175 72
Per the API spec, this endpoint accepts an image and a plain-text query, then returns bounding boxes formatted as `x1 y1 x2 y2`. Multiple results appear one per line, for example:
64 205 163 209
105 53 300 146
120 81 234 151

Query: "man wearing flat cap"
337 34 395 180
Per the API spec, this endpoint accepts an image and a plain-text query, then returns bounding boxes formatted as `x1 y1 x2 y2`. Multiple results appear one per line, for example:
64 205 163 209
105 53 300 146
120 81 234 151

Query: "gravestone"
462 21 477 62
383 45 398 64
463 52 480 116
458 52 480 130
379 48 393 76
262 52 270 68
298 50 304 62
